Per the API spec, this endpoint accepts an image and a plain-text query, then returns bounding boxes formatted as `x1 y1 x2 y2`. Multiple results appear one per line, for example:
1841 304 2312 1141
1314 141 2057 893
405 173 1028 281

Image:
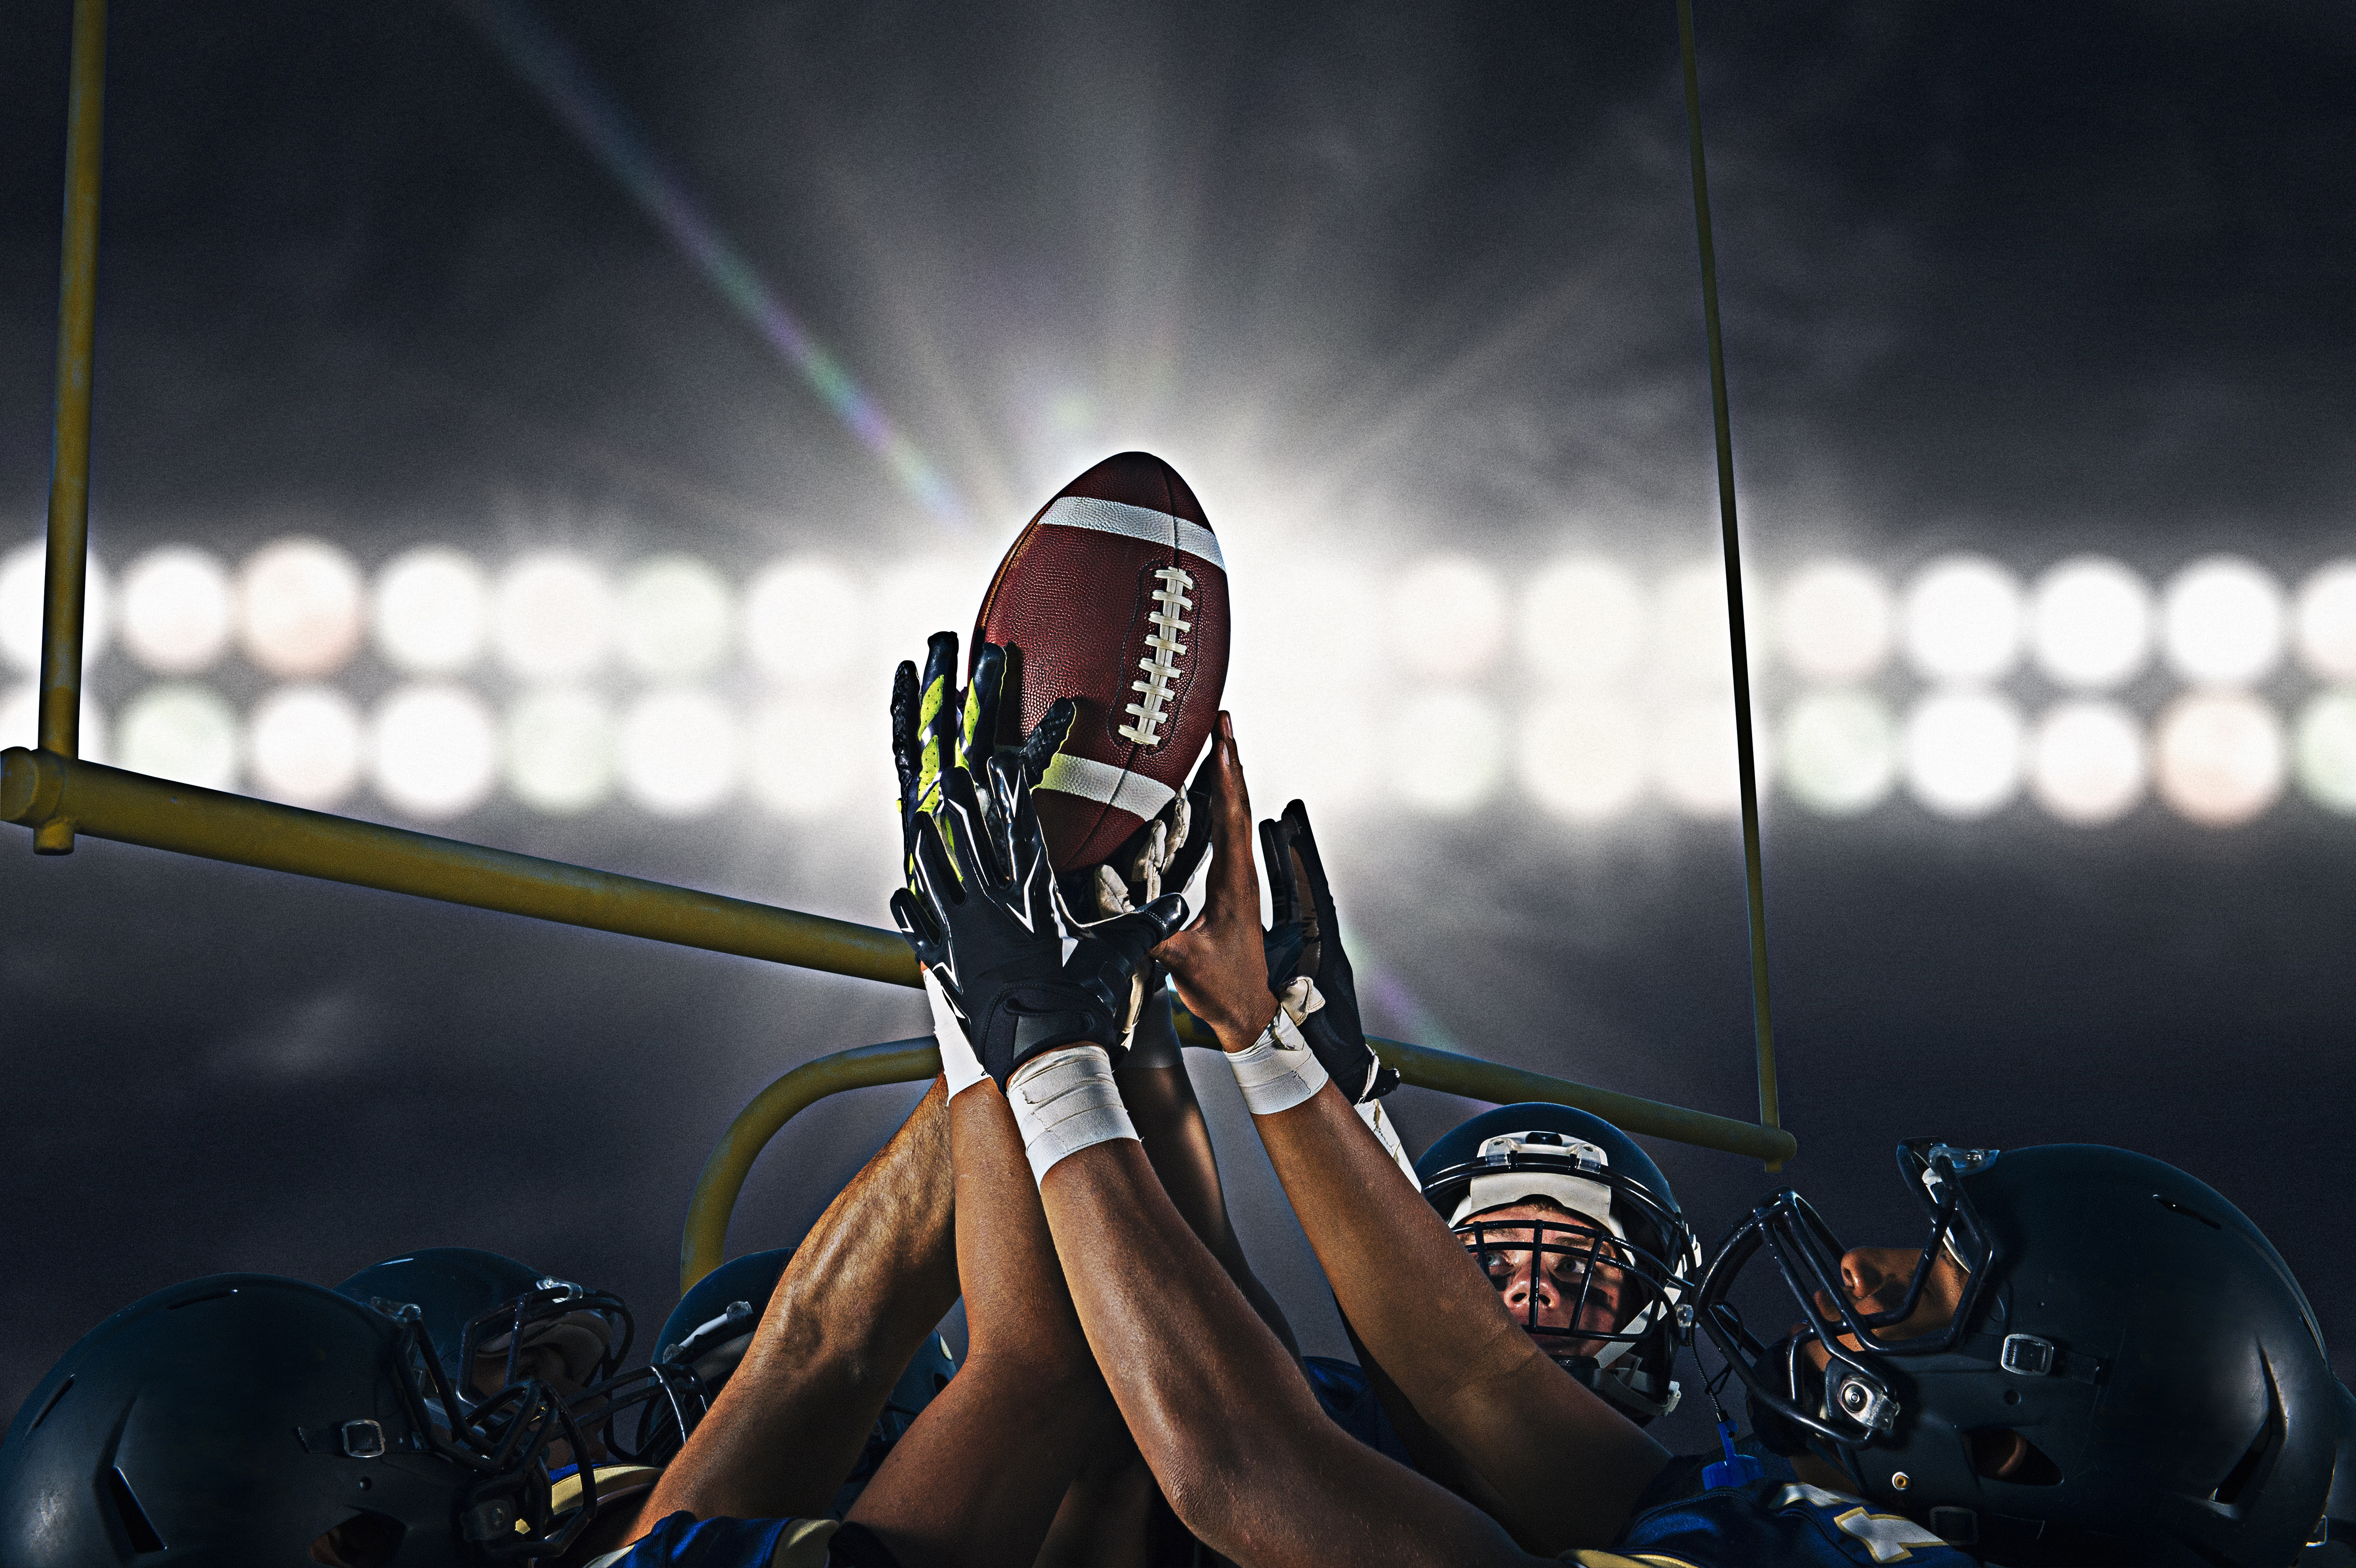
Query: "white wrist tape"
1007 1045 1137 1181
925 970 988 1099
1227 1009 1329 1116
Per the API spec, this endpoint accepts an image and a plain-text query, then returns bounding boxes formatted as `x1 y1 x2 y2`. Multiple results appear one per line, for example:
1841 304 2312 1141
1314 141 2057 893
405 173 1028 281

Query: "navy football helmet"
655 1247 796 1394
2297 1381 2356 1563
654 1247 956 1509
1414 1103 1699 1423
335 1248 627 1399
0 1275 597 1565
1696 1141 2337 1565
336 1248 699 1467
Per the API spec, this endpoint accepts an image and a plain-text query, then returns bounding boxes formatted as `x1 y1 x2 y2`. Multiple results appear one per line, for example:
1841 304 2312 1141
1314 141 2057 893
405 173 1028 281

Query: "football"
972 451 1231 870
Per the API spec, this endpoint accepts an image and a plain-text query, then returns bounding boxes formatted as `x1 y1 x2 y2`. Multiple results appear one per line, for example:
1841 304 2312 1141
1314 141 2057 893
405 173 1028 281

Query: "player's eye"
1542 1247 1595 1285
1474 1249 1523 1287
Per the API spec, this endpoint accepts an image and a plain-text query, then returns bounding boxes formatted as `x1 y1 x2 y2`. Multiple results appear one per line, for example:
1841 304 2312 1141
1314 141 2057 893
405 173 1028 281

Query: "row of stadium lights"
5 539 2356 828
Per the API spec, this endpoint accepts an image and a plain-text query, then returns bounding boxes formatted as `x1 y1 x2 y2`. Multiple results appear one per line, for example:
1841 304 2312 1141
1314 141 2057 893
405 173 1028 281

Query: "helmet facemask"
1428 1129 1700 1420
449 1280 708 1469
378 1300 604 1558
1695 1140 1999 1454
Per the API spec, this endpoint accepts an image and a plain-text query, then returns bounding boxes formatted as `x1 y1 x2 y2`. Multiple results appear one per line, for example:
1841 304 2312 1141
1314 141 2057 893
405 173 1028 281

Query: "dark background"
4 0 2354 1464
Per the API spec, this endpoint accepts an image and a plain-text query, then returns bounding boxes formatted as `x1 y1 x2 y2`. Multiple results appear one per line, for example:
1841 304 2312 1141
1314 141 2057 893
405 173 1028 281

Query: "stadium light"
121 546 233 675
1656 695 1753 817
1655 563 1736 687
2154 690 2284 827
504 687 616 814
1518 558 1646 685
2161 557 2284 686
619 687 740 818
119 683 239 790
1903 557 2023 683
248 684 365 809
1779 689 1895 815
744 557 865 686
619 555 734 679
749 693 876 819
2 679 107 762
496 554 615 680
371 683 500 819
1394 556 1508 681
1517 690 1646 821
1776 562 1893 683
375 547 492 675
1903 689 2024 818
2028 700 2146 826
2029 557 2151 690
2294 690 2356 814
1 540 108 672
238 538 365 679
1389 689 1503 814
2292 562 2356 682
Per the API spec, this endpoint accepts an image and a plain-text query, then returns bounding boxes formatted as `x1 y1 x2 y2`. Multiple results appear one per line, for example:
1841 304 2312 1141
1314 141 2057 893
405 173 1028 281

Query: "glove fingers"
939 765 1003 889
891 659 921 802
910 811 964 910
1259 814 1299 927
889 885 946 959
1094 898 1189 963
985 752 1027 880
1140 892 1189 942
1278 799 1336 957
1018 696 1076 786
1281 799 1334 915
964 642 1005 777
1281 799 1363 1040
916 632 961 813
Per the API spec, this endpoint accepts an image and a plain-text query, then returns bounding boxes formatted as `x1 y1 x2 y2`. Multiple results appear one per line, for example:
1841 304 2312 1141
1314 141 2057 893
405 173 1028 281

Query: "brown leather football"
972 451 1230 870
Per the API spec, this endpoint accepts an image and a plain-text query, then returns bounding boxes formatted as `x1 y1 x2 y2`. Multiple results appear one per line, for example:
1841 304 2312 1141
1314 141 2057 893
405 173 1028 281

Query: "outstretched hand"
1150 714 1281 1051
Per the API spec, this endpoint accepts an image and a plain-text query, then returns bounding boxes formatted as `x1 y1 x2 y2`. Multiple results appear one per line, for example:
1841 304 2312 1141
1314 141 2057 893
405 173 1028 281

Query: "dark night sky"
4 0 2355 1460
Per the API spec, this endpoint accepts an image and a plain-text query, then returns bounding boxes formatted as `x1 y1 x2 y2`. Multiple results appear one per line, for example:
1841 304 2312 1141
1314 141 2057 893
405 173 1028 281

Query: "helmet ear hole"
1967 1429 2061 1485
310 1510 407 1568
104 1465 164 1554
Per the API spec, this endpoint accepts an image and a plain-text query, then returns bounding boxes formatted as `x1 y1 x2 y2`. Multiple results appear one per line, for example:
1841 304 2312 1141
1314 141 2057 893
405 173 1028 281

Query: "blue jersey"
1569 1479 1975 1567
1303 1356 1419 1470
588 1511 902 1568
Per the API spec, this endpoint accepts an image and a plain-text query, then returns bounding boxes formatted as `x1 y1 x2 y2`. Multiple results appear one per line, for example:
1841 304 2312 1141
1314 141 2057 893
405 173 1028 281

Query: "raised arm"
885 743 1561 1568
1151 718 1668 1553
638 1076 962 1527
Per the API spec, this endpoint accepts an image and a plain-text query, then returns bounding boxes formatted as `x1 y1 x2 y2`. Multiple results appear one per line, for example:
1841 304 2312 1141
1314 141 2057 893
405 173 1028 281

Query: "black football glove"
1261 799 1399 1105
892 757 1185 1090
892 632 1073 881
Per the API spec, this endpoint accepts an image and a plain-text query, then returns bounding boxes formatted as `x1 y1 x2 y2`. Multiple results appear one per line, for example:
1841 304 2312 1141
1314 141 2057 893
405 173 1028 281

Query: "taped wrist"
978 982 1117 1090
1006 1045 1137 1181
1227 1008 1329 1116
925 970 989 1099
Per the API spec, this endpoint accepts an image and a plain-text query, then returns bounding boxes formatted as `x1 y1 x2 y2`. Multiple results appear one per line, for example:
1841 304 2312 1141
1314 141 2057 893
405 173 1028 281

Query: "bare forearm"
645 1078 959 1523
1040 1139 1533 1568
1118 1042 1299 1358
1247 1082 1668 1551
849 1084 1112 1568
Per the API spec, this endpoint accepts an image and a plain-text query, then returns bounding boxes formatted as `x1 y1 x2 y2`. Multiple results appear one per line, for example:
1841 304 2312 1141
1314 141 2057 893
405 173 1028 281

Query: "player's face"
472 1339 584 1400
470 1341 610 1466
1459 1203 1635 1358
1798 1244 1971 1371
1795 1243 2040 1481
